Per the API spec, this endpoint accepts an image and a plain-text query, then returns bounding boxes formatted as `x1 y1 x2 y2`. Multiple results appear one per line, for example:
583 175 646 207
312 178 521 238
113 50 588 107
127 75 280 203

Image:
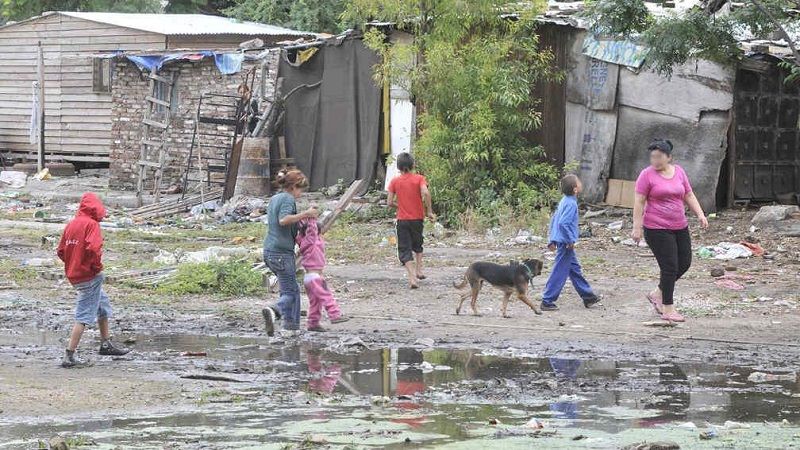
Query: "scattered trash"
579 227 592 238
754 296 774 302
23 257 55 267
740 241 765 256
433 222 446 238
123 337 137 344
0 171 27 188
572 434 588 441
621 442 680 450
710 268 725 278
699 429 718 440
643 321 678 328
607 220 624 230
190 199 221 217
488 418 501 425
32 168 51 181
697 247 714 259
715 279 745 291
180 351 207 357
725 226 733 233
621 238 648 248
153 246 251 265
723 420 752 429
677 422 697 429
773 300 797 308
524 418 545 429
229 236 257 245
697 242 753 260
584 209 607 219
420 361 434 373
504 229 543 246
48 437 69 450
414 337 435 347
751 205 799 225
747 371 797 384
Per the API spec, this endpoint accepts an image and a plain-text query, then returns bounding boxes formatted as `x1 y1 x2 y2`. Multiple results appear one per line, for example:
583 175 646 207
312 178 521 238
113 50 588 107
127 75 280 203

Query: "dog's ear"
535 259 543 275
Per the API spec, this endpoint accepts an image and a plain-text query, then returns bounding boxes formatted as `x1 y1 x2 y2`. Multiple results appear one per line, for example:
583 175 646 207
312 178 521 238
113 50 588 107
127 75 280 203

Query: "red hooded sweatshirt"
57 192 106 285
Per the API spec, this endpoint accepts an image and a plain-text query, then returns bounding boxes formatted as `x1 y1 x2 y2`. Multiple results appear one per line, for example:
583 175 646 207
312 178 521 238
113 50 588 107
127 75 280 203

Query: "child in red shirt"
57 192 129 368
387 153 436 289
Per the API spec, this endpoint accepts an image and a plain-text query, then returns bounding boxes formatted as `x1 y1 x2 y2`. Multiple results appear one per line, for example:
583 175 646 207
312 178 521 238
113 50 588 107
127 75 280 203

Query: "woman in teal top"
261 169 318 336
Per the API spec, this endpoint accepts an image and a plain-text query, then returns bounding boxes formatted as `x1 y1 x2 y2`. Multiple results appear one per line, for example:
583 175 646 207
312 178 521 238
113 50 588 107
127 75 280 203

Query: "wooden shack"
0 11 312 166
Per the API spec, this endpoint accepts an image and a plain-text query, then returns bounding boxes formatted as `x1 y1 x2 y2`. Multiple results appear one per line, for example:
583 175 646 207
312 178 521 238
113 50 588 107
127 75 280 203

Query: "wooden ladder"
136 70 177 206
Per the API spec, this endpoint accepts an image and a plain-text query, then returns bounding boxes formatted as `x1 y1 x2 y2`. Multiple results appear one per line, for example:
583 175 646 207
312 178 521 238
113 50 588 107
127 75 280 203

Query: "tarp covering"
278 38 381 189
124 51 246 75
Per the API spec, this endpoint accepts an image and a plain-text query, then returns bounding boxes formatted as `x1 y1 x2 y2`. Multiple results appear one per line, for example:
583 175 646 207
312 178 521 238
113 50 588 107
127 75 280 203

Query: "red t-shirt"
388 172 427 220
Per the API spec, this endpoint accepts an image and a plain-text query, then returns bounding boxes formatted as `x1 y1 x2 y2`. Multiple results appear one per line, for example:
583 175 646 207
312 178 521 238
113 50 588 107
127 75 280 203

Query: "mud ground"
0 201 799 448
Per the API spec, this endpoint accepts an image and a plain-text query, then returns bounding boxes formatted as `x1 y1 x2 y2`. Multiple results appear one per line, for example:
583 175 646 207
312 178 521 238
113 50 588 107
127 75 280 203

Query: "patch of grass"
157 261 263 297
0 260 39 283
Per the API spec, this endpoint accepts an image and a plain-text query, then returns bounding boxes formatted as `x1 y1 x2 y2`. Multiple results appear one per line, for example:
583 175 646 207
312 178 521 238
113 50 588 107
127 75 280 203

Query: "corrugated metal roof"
59 12 313 37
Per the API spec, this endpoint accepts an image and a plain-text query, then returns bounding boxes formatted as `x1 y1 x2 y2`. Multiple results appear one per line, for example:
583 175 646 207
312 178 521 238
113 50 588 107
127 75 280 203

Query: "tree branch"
749 0 800 63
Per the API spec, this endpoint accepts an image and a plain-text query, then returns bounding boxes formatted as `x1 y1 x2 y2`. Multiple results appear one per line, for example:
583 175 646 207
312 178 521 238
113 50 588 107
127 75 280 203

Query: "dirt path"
0 208 799 447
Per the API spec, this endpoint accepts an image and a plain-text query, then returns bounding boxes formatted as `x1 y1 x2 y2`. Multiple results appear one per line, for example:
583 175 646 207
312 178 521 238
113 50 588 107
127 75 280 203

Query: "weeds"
0 260 38 283
157 261 262 297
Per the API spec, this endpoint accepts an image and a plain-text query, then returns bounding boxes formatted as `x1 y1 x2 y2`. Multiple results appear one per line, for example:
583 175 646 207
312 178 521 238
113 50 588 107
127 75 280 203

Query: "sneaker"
330 316 350 324
307 325 326 332
540 303 559 312
583 296 602 308
61 349 92 368
660 311 686 322
99 339 131 356
262 307 277 337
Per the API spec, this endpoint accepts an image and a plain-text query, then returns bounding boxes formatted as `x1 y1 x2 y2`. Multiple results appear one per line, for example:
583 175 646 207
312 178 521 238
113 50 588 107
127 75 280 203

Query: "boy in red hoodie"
57 192 129 368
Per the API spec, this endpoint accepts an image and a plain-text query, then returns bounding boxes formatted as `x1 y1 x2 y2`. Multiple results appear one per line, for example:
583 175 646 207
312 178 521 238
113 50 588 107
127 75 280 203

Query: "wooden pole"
36 41 45 172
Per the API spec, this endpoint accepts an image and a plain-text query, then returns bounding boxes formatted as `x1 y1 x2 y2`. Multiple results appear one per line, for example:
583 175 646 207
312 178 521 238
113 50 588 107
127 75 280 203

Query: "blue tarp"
124 51 245 75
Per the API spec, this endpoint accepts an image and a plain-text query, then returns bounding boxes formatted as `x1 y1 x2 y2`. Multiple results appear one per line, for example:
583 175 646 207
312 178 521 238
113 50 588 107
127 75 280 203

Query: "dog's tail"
453 274 468 290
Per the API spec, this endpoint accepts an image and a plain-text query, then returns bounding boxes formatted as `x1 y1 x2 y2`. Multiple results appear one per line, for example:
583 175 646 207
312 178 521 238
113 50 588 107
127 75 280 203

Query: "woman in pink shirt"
632 139 708 322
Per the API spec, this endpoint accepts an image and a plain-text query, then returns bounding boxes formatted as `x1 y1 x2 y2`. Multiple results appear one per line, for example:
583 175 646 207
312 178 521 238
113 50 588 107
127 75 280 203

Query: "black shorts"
396 220 424 264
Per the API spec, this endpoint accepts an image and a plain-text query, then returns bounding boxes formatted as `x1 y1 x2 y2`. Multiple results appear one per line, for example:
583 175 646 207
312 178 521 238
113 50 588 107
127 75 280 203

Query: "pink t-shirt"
635 165 692 230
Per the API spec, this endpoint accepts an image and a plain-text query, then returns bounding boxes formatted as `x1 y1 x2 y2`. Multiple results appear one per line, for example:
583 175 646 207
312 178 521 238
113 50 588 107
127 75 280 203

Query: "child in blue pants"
541 175 601 311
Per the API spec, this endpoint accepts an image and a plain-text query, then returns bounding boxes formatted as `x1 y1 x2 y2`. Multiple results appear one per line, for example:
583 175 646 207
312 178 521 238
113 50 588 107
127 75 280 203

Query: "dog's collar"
522 264 534 281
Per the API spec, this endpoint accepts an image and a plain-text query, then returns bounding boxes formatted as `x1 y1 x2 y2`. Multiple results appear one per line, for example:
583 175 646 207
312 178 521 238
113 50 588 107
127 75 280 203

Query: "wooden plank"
142 118 168 129
138 160 161 168
148 73 173 84
319 179 369 234
223 138 244 201
145 96 170 107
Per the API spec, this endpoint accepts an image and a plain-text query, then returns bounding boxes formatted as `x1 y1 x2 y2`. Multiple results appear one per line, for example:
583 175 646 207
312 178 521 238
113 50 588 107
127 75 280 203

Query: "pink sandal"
646 293 664 315
660 311 685 322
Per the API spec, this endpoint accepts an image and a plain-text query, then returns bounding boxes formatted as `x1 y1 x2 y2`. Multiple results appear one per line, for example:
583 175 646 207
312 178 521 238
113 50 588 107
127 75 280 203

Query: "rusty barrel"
234 137 271 197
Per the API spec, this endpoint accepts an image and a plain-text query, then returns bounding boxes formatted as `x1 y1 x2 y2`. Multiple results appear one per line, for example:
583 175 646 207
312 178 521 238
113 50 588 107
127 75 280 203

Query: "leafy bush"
346 0 563 228
158 261 263 297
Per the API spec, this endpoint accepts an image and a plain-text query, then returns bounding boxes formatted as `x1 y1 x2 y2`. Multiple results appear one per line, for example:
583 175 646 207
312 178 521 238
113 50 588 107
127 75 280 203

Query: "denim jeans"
263 249 301 330
542 244 596 305
73 273 112 325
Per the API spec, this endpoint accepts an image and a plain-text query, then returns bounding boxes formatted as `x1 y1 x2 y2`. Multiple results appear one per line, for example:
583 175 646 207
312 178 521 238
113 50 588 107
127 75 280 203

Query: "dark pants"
643 227 692 306
396 219 424 264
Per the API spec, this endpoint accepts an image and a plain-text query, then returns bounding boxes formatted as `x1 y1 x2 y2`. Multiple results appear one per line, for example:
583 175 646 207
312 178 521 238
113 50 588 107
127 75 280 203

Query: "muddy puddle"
2 331 800 448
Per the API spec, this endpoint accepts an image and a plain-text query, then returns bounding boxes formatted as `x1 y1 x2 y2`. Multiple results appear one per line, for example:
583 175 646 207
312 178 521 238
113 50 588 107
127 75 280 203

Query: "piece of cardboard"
605 179 636 208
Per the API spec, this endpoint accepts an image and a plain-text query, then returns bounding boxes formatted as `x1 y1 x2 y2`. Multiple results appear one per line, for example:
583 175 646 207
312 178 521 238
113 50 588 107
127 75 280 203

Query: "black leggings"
643 227 692 306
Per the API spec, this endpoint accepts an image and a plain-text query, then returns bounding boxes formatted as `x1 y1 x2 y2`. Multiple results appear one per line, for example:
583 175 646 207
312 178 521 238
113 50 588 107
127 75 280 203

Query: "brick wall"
109 51 278 190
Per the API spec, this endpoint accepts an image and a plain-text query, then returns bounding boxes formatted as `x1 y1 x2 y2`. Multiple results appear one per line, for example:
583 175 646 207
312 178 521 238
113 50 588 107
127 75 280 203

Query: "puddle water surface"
1 332 799 448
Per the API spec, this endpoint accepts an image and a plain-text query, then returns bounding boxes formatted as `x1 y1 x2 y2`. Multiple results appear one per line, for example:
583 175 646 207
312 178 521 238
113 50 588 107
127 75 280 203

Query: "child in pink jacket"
296 217 348 332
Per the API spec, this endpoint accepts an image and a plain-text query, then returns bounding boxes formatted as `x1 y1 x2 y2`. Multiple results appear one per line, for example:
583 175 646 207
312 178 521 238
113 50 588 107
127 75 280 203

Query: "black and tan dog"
454 259 544 318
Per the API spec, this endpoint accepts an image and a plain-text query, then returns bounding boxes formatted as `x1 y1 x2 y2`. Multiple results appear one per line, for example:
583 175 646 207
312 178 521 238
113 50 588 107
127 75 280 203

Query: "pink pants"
304 273 341 328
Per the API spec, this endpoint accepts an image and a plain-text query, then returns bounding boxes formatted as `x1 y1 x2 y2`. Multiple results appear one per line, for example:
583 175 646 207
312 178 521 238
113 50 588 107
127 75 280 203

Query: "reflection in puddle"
1 331 799 448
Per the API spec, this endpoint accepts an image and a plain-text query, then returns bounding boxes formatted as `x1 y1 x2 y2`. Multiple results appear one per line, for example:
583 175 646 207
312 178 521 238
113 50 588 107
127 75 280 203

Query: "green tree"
165 0 237 15
343 0 562 227
224 0 345 33
0 0 161 21
584 0 799 82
